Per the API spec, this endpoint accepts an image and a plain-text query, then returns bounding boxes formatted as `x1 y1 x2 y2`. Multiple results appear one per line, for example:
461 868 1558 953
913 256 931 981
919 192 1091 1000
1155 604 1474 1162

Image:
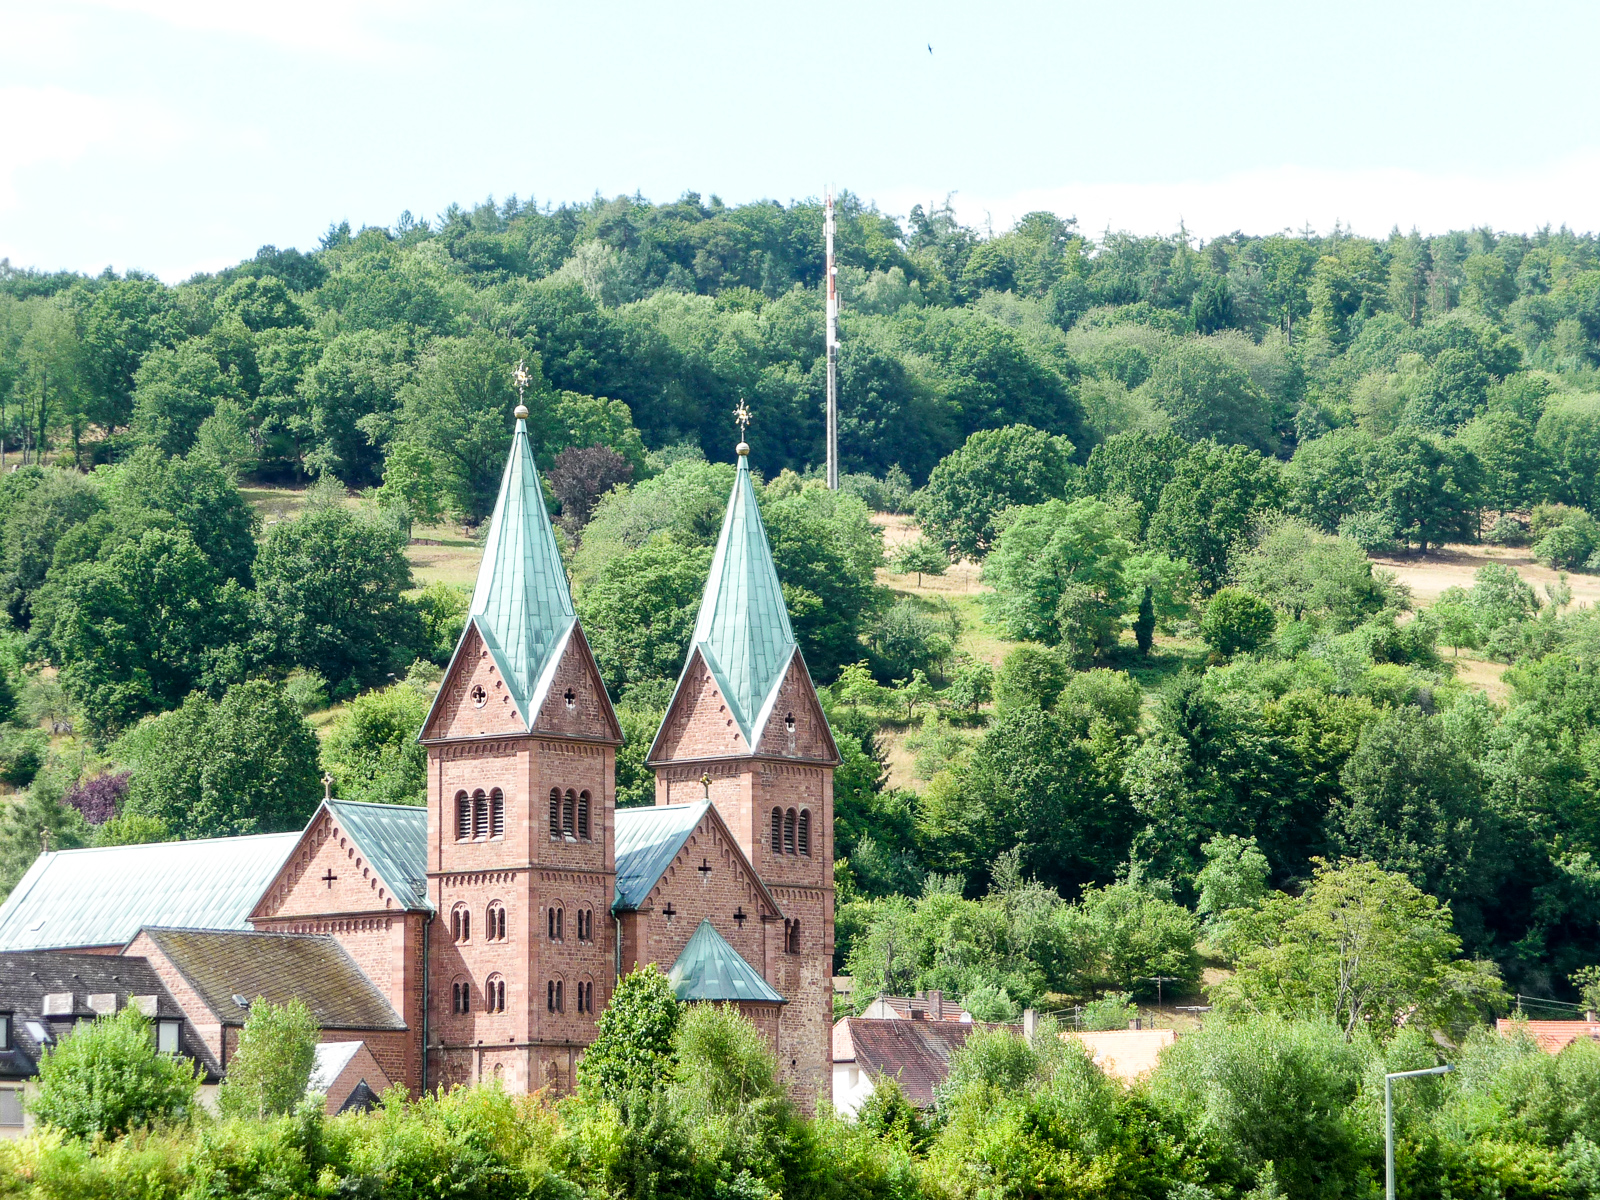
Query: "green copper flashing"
668 918 785 1005
675 452 796 748
461 414 576 728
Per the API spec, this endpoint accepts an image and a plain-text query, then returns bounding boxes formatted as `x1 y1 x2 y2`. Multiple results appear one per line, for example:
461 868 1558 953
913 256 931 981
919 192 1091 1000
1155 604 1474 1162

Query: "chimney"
1128 1018 1142 1030
929 989 943 1020
1588 1010 1597 1023
1023 1008 1037 1040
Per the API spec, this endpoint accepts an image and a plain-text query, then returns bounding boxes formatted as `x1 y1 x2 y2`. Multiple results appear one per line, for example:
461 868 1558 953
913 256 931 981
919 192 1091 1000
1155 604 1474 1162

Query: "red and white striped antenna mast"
824 186 839 490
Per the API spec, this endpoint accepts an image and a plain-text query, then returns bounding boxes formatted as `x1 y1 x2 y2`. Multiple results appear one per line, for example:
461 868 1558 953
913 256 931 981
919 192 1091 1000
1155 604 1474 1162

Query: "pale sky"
3 0 1598 280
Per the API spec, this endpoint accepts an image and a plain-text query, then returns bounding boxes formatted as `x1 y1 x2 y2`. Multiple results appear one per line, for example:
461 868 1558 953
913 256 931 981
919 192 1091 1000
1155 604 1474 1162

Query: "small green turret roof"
443 410 577 729
668 918 785 1005
656 451 796 751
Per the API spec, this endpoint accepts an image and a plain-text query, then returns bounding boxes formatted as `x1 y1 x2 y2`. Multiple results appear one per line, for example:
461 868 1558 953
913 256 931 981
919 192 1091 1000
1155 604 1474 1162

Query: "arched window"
562 790 576 839
783 808 797 856
452 904 470 944
580 908 593 942
798 809 811 857
547 979 564 1013
487 902 506 942
472 789 489 840
577 791 590 840
485 974 505 1013
455 792 471 842
549 789 561 839
451 978 469 1014
787 919 801 955
489 788 505 839
771 807 783 854
548 906 563 941
577 979 594 1014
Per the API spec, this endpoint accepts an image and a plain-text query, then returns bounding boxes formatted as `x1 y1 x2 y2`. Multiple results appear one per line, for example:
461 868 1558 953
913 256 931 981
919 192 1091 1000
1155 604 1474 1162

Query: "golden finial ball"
736 441 750 456
514 404 530 420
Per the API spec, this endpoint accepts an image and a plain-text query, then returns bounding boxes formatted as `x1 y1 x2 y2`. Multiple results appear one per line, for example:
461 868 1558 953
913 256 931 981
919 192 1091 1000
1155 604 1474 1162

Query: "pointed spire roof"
435 405 577 729
670 447 797 747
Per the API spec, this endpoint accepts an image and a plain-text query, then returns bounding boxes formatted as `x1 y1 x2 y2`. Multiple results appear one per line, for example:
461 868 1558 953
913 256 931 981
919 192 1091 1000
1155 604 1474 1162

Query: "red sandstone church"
0 405 838 1109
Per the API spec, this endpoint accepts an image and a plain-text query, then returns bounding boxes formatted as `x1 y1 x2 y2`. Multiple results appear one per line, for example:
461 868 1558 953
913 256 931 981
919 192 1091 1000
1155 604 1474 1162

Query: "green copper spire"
679 438 796 747
463 403 576 726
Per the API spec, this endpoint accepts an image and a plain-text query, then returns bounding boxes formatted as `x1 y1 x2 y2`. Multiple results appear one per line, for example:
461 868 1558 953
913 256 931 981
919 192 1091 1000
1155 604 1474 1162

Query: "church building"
0 401 838 1110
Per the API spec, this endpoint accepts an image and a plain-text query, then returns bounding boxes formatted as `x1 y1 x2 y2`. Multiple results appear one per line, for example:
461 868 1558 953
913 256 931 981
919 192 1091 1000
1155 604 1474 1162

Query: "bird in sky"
927 43 933 54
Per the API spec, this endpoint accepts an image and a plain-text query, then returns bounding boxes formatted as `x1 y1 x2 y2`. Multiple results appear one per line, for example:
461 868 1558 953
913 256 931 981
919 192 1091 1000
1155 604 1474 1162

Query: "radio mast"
824 187 839 490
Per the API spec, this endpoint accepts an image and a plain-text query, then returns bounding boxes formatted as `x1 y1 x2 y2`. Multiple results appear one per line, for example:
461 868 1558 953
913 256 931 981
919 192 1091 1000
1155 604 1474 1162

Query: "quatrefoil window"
470 684 488 708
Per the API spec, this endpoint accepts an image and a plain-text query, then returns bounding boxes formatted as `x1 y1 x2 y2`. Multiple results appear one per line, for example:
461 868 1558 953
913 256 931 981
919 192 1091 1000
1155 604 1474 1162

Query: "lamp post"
1385 1065 1453 1200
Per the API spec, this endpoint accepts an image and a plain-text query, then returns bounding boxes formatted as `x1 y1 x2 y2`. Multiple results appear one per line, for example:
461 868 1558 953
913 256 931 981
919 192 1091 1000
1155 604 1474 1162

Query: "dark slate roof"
0 833 297 952
612 802 708 911
338 1080 382 1114
837 1017 988 1108
322 800 430 911
668 919 784 1005
139 928 405 1031
427 408 577 732
0 950 220 1082
650 449 796 758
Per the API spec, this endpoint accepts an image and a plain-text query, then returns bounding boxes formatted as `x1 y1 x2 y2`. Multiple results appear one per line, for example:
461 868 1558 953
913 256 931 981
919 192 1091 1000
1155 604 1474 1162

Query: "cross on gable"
322 869 338 889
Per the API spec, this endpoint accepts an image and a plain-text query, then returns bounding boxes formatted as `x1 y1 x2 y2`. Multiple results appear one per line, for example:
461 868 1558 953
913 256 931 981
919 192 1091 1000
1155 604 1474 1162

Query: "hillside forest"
5 191 1600 1033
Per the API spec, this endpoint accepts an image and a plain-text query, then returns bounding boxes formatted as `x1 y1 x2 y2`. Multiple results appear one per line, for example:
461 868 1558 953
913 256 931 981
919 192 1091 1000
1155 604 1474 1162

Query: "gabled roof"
835 1017 985 1108
611 802 784 920
651 449 796 756
0 950 221 1081
612 802 709 911
0 832 298 952
668 919 785 1005
137 927 405 1031
425 407 578 733
322 800 430 912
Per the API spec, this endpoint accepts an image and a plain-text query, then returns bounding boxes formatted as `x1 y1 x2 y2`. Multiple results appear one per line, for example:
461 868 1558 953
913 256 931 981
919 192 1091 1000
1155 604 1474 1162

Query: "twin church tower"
418 402 838 1103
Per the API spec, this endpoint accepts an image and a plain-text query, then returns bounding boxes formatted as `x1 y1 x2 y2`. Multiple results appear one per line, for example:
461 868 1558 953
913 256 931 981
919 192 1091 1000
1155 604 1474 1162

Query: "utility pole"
824 187 839 490
1386 1065 1453 1200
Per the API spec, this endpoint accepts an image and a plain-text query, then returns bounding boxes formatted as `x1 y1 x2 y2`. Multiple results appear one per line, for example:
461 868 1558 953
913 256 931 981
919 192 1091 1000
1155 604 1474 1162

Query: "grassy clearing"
1373 542 1600 610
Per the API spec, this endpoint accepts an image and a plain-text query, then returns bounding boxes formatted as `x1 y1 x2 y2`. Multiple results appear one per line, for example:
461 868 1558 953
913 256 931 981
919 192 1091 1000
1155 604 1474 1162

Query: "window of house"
547 979 565 1013
562 790 576 839
770 807 782 854
576 908 591 942
485 975 505 1014
0 1014 9 1051
487 902 507 942
798 809 811 857
455 792 471 841
548 906 563 941
577 791 590 840
0 1088 21 1128
472 789 489 840
549 788 561 838
576 980 594 1014
452 905 471 944
490 788 505 839
157 1020 180 1054
452 980 469 1014
787 919 801 955
783 808 797 856
556 980 564 1012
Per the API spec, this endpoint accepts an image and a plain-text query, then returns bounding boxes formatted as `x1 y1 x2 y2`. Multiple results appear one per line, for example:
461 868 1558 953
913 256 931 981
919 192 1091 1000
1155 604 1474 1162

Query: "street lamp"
1385 1064 1453 1200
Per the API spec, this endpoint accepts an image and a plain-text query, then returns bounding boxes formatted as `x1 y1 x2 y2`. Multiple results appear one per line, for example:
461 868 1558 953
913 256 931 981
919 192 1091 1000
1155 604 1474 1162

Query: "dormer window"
0 1014 9 1050
157 1020 180 1054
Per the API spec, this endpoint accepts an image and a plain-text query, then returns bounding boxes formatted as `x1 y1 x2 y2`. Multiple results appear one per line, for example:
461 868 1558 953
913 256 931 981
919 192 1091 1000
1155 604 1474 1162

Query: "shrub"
994 645 1068 712
1201 588 1277 657
29 1006 201 1139
218 997 320 1119
63 771 130 825
1338 509 1400 553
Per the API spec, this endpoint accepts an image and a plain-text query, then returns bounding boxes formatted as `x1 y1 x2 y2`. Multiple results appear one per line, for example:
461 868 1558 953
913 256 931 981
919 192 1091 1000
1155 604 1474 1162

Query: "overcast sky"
3 0 1598 280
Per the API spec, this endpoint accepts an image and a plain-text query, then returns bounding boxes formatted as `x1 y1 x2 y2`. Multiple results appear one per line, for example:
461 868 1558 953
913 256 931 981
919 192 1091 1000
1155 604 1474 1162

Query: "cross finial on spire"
733 399 752 457
512 360 531 421
323 772 334 801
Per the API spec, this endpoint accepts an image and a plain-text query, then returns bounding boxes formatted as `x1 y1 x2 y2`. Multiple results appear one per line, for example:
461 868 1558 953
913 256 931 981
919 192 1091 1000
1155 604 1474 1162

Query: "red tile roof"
1497 1019 1600 1055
